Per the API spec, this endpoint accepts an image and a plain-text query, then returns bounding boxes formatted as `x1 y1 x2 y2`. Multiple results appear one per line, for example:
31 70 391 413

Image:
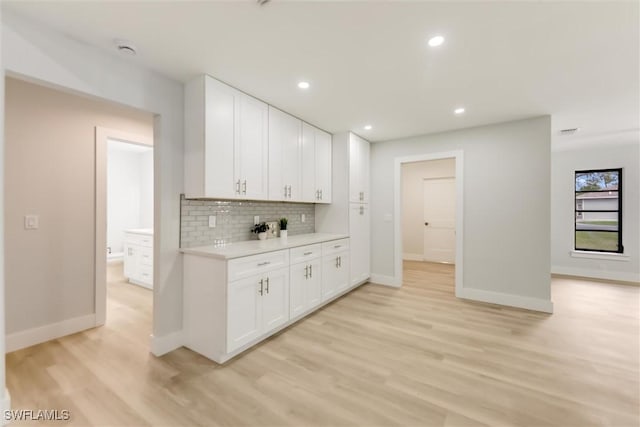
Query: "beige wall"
5 77 154 334
401 159 455 258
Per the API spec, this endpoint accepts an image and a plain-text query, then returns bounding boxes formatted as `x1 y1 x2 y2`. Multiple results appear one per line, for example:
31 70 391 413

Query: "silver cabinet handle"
259 279 264 295
360 206 364 215
334 244 341 249
242 180 247 195
320 189 323 200
284 185 288 198
309 264 313 278
236 180 241 194
257 261 271 267
335 257 339 268
304 251 313 256
305 265 309 279
265 277 270 294
288 185 292 198
316 190 319 200
338 256 342 267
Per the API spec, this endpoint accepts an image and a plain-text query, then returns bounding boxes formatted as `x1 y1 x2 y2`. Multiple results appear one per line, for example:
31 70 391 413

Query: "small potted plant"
279 217 288 239
251 222 270 240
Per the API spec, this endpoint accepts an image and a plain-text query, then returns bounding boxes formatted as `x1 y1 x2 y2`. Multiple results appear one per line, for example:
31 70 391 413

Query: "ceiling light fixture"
297 81 310 89
364 125 372 130
454 107 465 115
428 35 445 47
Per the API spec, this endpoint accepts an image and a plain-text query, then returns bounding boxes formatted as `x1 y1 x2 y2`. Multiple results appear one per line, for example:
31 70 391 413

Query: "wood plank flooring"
6 261 639 426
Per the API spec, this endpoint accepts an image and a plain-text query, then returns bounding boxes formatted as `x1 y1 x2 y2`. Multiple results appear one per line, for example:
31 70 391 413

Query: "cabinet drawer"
290 244 322 264
228 250 289 282
138 265 153 284
140 246 153 266
125 233 153 248
322 239 350 256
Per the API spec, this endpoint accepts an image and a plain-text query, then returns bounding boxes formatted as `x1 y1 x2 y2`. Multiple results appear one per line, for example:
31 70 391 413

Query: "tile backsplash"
180 197 315 248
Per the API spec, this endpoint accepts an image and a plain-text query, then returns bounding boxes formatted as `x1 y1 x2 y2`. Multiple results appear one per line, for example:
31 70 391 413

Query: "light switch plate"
208 215 216 228
25 214 39 230
301 214 306 223
254 216 260 225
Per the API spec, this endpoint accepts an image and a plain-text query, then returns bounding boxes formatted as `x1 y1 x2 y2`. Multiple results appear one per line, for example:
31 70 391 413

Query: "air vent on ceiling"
559 127 580 135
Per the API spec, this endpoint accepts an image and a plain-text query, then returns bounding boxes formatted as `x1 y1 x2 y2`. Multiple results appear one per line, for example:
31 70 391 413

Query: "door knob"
424 222 429 226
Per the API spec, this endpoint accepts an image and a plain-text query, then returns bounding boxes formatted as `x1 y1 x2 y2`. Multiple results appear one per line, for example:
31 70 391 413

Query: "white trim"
458 288 554 313
150 330 184 356
6 314 96 353
402 253 423 261
1 389 10 426
95 127 153 328
570 250 630 261
552 266 640 283
369 274 402 287
394 150 464 295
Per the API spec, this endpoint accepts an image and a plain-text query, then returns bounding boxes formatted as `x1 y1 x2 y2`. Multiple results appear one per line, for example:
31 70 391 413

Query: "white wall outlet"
301 214 306 223
24 214 39 230
208 215 216 228
254 216 260 225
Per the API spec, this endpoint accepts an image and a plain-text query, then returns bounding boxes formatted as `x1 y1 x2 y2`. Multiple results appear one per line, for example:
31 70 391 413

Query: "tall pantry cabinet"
316 132 371 287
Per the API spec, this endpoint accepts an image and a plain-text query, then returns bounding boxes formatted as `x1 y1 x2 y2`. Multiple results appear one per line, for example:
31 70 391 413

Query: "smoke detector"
559 127 580 135
114 39 137 56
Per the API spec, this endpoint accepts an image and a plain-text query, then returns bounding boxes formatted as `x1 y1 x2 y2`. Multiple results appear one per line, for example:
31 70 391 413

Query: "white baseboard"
369 274 402 287
1 388 10 426
150 330 183 356
457 287 554 313
552 266 640 283
403 253 423 261
6 314 97 353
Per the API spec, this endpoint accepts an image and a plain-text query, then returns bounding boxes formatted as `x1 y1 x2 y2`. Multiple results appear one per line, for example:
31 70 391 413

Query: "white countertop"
181 233 349 260
124 228 153 236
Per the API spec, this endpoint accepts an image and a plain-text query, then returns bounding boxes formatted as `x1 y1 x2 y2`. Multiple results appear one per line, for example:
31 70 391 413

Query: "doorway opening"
95 128 153 326
394 151 464 295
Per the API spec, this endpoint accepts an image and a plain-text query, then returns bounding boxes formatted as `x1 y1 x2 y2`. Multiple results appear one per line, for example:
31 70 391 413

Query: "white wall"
402 159 455 259
371 116 552 311
107 142 154 256
551 140 639 282
2 11 184 354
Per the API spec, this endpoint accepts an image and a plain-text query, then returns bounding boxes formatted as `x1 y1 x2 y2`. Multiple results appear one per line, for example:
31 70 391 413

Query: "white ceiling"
4 1 639 144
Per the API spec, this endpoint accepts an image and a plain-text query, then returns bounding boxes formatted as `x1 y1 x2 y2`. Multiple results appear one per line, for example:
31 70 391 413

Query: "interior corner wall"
551 142 640 282
2 11 184 347
371 116 552 303
5 77 154 335
401 159 455 258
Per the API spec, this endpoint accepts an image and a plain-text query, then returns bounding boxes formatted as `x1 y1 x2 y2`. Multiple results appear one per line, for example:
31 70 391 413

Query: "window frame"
574 168 623 254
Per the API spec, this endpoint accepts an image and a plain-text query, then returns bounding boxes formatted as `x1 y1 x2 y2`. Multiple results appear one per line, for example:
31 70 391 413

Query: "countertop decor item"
279 217 288 238
251 222 270 240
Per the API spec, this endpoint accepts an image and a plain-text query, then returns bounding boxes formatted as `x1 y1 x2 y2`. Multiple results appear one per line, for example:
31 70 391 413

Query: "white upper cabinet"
185 74 331 203
269 107 302 201
349 133 370 204
301 123 332 204
185 75 268 200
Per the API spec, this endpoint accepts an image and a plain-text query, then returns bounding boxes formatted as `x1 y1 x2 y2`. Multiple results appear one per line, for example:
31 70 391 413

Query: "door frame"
95 127 153 326
394 150 464 296
422 176 456 263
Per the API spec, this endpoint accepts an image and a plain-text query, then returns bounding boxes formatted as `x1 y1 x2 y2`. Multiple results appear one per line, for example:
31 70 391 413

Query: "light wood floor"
6 261 639 426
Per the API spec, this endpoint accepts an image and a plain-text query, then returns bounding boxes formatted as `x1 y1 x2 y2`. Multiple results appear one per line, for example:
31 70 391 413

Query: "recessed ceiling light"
454 107 465 115
364 125 372 130
428 35 445 47
297 81 310 89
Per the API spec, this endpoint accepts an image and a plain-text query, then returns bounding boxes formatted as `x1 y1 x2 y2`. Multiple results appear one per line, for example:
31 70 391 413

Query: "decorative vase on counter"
280 230 288 239
258 232 267 240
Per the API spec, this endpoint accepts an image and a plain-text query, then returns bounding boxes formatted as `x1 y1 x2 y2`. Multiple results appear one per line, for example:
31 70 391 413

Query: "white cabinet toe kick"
182 235 368 363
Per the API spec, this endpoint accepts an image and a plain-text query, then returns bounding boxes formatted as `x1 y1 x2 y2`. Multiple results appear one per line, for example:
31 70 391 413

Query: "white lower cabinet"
123 230 153 289
227 267 289 353
290 254 322 319
183 236 361 364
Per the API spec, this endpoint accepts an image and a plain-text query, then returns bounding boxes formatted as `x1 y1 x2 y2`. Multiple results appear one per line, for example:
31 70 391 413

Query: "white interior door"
423 178 455 263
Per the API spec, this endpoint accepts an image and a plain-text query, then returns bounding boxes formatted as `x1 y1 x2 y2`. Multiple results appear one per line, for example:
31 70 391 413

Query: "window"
575 168 622 253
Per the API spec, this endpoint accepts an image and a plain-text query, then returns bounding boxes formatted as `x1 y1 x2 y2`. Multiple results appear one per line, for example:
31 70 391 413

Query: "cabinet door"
321 254 340 301
123 242 138 279
335 251 351 293
289 262 308 318
315 128 332 204
262 267 290 333
269 108 301 201
360 137 370 203
306 258 323 309
349 203 371 286
349 134 362 203
227 275 263 352
300 123 317 203
237 94 269 200
204 77 238 199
